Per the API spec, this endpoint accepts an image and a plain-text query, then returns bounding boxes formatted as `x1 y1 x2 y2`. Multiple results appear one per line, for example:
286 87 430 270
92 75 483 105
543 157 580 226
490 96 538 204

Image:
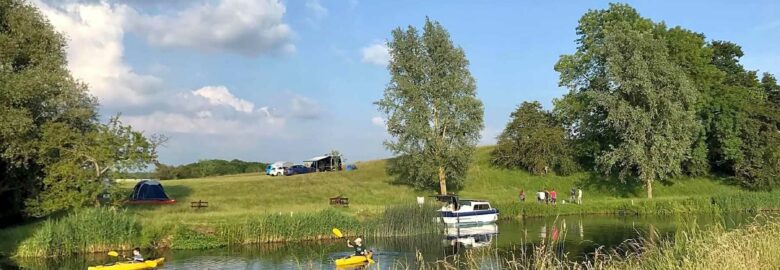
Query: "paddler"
132 247 144 262
347 237 367 256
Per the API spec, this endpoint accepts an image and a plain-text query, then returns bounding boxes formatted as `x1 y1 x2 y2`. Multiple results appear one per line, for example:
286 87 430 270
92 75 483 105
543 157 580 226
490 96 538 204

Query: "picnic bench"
329 195 349 207
191 200 208 209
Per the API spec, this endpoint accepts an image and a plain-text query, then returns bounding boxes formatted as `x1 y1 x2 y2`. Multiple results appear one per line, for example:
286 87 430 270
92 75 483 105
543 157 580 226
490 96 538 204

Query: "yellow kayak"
335 252 373 266
87 258 164 270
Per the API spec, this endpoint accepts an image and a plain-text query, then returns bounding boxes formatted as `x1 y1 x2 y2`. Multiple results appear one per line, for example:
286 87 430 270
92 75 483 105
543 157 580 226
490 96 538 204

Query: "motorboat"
434 195 499 225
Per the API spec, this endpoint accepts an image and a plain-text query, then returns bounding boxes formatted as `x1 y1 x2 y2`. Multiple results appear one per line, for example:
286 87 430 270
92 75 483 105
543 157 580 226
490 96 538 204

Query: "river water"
2 213 759 269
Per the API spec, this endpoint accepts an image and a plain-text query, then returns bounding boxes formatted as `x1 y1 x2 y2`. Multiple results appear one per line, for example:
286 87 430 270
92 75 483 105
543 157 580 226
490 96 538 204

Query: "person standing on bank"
577 188 583 205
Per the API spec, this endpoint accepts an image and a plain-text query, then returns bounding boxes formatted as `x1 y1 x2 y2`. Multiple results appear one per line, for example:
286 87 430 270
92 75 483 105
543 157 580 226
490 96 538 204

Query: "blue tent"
129 180 175 204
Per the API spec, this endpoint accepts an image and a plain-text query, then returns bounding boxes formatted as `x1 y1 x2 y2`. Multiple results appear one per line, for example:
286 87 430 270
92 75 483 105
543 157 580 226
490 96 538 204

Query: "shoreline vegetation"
2 147 780 258
398 215 780 270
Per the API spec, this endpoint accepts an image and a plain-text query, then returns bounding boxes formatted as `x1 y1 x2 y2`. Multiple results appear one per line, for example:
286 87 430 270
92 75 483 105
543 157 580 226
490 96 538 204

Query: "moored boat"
434 195 499 225
87 258 164 270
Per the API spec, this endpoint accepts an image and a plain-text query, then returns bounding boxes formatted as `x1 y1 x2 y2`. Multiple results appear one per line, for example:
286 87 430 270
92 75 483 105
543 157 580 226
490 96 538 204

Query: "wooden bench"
329 196 349 207
191 200 208 209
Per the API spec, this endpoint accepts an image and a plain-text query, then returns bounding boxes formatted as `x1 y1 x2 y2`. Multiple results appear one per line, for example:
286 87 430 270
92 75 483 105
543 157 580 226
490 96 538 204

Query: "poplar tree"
376 18 483 194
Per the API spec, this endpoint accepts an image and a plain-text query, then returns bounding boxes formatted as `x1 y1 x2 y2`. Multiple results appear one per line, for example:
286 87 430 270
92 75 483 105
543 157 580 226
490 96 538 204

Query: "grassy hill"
126 146 759 226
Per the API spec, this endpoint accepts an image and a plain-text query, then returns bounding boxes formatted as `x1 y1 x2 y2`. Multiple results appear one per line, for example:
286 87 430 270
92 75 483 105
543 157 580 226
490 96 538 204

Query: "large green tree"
492 101 577 175
555 4 701 198
376 18 483 194
0 0 160 219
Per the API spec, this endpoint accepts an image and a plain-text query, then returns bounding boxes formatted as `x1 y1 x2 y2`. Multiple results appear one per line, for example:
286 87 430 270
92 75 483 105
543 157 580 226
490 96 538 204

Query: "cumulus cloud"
129 0 295 56
290 94 323 120
193 86 255 113
371 116 385 127
361 42 390 66
35 1 163 108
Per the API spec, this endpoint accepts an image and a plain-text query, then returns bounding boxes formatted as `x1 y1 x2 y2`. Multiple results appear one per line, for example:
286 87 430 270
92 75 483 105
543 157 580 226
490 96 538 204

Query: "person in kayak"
132 247 144 262
347 237 367 256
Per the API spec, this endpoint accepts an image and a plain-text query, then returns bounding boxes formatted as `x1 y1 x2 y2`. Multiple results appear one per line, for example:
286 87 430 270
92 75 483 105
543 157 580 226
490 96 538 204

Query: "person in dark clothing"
347 237 367 256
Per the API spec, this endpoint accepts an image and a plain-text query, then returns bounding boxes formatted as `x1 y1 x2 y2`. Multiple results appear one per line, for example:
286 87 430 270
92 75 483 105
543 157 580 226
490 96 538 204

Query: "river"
1 213 759 269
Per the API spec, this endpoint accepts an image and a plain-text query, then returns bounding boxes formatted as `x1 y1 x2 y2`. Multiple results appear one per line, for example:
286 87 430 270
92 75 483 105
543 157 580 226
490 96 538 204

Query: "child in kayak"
132 248 144 262
347 237 367 256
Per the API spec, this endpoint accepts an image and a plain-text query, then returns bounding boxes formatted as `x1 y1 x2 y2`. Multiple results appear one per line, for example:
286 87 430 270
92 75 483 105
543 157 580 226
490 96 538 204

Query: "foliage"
376 18 484 194
0 0 161 221
154 159 266 180
554 4 701 198
492 101 578 175
0 0 95 223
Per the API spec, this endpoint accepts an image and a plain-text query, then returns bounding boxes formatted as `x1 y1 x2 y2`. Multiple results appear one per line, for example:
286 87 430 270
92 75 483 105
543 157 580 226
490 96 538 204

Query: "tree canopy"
154 159 266 180
0 0 159 220
376 18 483 194
491 101 578 175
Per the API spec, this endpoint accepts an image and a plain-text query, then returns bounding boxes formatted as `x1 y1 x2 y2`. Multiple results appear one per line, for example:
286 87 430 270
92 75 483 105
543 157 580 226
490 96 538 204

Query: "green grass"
123 146 775 225
5 146 780 257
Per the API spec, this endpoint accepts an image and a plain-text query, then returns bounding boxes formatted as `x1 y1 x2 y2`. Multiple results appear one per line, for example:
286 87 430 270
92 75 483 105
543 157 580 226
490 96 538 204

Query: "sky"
31 0 780 165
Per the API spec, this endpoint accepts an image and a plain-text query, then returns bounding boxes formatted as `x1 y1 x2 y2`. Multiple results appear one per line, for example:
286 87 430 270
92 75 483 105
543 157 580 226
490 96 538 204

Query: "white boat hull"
438 209 498 225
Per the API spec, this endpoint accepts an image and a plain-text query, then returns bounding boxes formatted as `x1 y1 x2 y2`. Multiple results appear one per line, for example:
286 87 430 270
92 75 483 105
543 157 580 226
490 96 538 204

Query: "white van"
270 161 293 176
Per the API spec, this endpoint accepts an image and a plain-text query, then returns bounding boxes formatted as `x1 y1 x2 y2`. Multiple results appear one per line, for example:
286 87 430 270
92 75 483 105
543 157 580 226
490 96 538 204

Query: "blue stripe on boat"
439 209 499 217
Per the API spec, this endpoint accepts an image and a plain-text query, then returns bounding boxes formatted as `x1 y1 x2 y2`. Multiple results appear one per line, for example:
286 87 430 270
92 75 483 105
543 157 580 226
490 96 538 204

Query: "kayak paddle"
108 251 119 257
332 228 343 238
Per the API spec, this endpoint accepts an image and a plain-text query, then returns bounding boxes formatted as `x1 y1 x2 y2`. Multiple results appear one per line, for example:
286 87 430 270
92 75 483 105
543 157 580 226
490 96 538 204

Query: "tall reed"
16 208 138 257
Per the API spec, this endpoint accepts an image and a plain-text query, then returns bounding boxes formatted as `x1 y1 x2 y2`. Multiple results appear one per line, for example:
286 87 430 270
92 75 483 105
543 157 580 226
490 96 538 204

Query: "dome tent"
128 179 175 204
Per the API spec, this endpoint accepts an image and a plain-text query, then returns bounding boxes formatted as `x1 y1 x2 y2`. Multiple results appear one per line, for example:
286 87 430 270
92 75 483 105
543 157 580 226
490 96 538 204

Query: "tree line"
153 159 266 180
378 5 779 198
492 4 780 197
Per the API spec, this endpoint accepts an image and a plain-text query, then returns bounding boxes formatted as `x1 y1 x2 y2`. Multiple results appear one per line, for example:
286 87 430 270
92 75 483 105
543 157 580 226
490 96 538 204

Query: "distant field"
124 146 755 226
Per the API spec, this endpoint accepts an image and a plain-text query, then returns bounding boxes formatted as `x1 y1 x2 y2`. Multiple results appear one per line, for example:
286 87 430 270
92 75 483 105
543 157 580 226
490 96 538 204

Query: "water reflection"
1 213 764 269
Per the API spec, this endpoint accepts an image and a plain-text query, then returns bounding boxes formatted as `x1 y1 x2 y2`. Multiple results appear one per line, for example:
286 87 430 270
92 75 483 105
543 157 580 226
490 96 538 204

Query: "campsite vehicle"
304 154 343 172
127 180 175 205
285 165 313 176
88 258 165 270
269 161 293 176
434 195 498 225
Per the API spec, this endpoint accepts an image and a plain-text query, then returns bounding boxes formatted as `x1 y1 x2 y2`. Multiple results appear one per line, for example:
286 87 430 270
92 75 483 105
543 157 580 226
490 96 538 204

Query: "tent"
128 180 176 204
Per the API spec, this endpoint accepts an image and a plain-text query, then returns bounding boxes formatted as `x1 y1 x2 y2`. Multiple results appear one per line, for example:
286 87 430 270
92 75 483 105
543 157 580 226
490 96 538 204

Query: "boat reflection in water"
443 223 498 255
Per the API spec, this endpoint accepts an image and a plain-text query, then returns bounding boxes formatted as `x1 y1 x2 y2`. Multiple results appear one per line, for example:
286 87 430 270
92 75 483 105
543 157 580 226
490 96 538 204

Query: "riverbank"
3 147 780 257
407 215 780 269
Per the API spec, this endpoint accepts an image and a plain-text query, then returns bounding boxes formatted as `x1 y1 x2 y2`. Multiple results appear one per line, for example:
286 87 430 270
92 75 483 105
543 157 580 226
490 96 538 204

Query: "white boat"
434 195 499 225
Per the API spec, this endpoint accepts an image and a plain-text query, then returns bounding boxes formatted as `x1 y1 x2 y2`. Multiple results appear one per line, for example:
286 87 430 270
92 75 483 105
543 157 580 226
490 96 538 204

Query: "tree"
0 0 162 219
0 0 98 222
376 18 483 194
554 4 701 198
492 101 578 175
27 117 164 216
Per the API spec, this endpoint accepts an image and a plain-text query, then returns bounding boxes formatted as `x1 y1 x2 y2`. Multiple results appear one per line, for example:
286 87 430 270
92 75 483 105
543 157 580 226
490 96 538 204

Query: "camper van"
269 161 293 176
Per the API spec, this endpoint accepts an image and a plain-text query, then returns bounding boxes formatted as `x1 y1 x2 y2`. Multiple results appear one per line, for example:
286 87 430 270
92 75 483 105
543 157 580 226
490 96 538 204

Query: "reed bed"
16 208 138 257
383 215 780 270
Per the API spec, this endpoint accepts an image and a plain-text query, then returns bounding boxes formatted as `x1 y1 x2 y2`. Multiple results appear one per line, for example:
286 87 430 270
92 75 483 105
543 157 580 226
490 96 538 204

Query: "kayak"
334 252 373 266
87 258 165 270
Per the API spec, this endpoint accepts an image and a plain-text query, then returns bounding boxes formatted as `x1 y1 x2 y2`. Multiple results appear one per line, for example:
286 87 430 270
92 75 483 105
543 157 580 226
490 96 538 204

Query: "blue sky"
35 0 780 165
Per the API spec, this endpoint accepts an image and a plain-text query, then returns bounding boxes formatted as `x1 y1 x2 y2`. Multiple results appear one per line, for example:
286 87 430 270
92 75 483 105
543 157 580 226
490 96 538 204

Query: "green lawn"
124 146 753 226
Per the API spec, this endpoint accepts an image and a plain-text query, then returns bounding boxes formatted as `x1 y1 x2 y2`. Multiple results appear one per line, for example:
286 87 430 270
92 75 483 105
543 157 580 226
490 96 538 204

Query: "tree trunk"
438 166 447 195
646 180 653 199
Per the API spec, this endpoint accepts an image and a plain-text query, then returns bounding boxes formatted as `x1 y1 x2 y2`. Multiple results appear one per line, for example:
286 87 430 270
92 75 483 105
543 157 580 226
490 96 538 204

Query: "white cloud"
35 1 163 108
129 0 295 56
193 86 255 113
305 0 327 20
371 116 385 127
290 94 323 119
361 42 390 67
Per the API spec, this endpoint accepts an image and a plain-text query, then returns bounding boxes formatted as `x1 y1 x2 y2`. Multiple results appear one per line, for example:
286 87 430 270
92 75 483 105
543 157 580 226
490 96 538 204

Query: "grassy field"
123 146 765 226
4 146 780 257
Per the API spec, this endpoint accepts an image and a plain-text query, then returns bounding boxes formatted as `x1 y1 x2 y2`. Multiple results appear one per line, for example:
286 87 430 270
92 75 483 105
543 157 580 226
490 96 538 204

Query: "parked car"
285 165 313 176
269 161 293 176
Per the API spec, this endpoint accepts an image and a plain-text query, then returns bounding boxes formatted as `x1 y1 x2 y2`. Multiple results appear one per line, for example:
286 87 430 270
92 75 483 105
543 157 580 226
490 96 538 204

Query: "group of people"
517 187 582 205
